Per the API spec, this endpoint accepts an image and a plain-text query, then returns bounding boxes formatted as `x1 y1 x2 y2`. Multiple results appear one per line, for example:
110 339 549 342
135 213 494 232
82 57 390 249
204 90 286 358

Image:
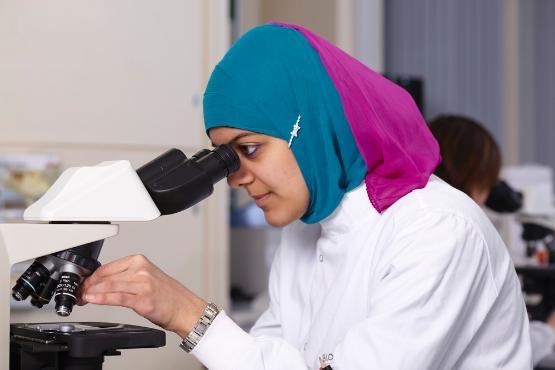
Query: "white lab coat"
192 176 532 369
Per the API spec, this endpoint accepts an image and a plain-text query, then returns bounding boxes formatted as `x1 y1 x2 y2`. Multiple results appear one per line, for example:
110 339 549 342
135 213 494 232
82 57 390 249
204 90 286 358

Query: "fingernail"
85 294 95 302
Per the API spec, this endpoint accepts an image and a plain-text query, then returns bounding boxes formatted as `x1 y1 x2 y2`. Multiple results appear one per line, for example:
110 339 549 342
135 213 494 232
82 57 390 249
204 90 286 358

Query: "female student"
81 24 531 369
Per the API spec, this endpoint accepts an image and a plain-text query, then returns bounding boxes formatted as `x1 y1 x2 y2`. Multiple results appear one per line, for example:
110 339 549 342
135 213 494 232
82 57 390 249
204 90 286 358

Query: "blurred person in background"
429 114 555 366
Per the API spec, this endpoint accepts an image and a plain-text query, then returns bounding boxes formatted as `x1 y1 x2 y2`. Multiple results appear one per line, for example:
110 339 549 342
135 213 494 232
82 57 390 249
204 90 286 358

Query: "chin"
264 211 295 228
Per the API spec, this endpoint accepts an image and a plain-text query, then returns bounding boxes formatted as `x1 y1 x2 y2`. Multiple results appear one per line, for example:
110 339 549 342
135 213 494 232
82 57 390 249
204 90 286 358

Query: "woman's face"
209 127 310 227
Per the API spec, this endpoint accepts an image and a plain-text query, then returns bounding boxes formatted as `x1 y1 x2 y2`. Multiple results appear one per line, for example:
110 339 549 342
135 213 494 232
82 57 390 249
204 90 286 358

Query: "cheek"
254 156 297 189
273 164 309 215
250 143 309 225
267 162 303 195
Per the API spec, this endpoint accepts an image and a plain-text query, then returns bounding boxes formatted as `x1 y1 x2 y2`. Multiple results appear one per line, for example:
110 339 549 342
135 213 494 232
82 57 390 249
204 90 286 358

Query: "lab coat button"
319 255 323 262
304 342 308 351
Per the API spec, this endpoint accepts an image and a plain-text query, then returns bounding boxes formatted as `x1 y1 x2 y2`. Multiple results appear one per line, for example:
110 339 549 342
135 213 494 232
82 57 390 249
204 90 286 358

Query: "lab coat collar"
318 182 378 240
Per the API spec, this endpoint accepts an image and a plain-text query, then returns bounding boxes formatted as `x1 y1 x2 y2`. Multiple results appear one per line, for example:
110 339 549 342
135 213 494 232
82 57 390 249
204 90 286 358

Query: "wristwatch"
179 303 220 353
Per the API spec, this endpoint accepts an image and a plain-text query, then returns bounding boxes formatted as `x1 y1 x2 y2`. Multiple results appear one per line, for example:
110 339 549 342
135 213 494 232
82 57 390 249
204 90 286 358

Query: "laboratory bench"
516 264 555 322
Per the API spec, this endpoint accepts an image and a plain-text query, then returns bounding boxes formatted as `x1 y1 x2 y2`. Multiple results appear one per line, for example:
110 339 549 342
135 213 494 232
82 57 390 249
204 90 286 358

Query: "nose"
227 164 254 188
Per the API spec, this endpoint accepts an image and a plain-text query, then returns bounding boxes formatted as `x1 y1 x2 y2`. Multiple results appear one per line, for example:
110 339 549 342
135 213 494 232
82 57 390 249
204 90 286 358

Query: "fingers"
80 254 155 306
84 292 136 308
76 296 87 306
83 289 160 325
76 254 182 330
84 279 147 296
93 255 135 277
85 254 151 286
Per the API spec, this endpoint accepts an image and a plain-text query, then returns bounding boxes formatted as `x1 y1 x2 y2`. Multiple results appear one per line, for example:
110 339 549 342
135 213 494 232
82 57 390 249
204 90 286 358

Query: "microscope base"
9 322 166 370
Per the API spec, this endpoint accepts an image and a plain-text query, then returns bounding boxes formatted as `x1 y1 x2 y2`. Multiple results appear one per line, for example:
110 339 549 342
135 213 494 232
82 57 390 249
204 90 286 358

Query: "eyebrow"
211 132 258 147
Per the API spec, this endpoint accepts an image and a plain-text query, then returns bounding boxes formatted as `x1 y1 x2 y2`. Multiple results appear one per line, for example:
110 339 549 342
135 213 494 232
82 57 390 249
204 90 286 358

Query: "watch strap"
179 302 220 353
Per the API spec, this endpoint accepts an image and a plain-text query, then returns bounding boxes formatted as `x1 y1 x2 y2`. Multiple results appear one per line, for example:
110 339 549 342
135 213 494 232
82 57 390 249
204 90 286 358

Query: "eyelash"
238 144 260 158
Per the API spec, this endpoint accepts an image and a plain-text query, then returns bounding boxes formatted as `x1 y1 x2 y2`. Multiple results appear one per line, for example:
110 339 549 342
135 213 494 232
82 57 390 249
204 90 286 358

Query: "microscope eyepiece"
215 144 241 174
485 180 523 213
193 145 241 182
137 145 240 215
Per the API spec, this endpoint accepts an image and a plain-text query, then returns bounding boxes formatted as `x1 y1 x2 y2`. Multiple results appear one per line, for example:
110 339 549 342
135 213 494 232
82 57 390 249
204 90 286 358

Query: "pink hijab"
273 22 441 212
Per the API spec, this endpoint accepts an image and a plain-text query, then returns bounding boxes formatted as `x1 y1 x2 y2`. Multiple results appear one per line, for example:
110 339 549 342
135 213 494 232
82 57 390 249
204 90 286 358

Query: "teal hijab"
203 25 366 224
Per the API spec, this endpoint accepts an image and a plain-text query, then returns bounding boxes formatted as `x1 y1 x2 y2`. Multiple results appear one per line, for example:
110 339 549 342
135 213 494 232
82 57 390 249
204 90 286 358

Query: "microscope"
487 166 555 322
3 145 239 370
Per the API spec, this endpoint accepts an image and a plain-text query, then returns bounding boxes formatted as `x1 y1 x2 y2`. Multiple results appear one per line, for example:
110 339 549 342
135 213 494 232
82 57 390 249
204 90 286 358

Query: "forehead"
209 127 256 145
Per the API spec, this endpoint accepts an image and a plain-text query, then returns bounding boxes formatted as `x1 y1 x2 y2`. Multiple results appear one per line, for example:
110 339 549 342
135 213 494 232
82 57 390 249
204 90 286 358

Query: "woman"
80 24 531 369
428 115 501 206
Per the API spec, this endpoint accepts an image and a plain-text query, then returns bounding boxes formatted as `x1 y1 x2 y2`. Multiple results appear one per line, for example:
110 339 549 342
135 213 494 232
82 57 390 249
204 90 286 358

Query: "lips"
252 192 271 207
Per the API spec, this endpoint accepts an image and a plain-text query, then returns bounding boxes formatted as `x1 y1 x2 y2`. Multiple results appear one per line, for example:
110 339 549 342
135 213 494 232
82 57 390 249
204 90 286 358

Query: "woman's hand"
79 254 207 339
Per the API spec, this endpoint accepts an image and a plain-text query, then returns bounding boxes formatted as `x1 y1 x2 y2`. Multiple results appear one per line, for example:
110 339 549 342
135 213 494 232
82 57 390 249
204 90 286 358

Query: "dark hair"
428 115 501 196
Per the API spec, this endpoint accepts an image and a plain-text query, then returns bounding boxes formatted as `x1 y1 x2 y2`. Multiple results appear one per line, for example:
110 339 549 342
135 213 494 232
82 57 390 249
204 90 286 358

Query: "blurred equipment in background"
229 227 280 331
500 165 555 266
492 165 555 322
384 74 425 115
228 183 279 331
485 180 523 213
0 154 61 221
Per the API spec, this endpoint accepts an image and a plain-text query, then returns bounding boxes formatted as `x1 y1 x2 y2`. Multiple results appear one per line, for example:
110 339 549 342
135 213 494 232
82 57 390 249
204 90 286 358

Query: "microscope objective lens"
30 276 59 308
56 305 71 317
11 261 50 301
54 272 82 317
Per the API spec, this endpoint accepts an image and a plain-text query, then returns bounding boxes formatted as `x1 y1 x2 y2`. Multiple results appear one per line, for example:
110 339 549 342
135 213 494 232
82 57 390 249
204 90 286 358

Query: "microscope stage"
10 322 166 367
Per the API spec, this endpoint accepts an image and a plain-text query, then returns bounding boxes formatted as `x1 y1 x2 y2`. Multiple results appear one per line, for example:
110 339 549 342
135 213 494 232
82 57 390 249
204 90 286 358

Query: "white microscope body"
3 145 238 369
1 160 160 369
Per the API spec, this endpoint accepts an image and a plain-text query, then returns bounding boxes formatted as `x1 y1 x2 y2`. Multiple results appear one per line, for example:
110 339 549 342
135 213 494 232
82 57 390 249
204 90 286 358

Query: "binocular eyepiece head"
137 145 240 215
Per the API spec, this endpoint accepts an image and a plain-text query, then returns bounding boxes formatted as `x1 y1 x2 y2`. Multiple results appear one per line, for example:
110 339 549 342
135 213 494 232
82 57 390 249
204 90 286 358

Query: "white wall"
1 1 230 369
518 0 555 168
355 0 384 72
383 0 555 168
